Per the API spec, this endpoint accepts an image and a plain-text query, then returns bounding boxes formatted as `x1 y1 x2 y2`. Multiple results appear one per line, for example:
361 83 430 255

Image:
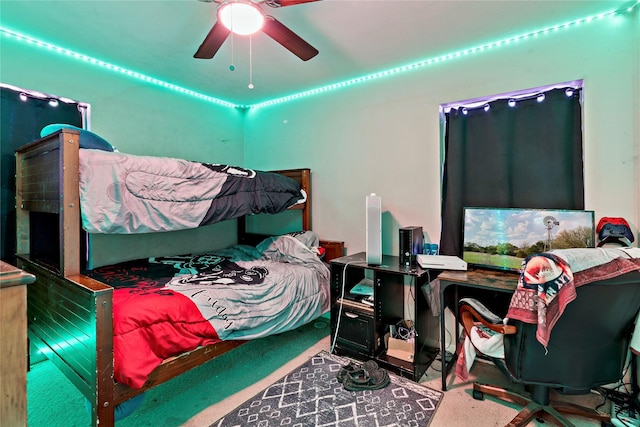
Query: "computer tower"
399 226 423 267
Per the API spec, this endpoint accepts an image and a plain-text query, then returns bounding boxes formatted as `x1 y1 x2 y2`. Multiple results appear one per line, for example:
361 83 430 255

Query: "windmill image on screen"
462 207 595 272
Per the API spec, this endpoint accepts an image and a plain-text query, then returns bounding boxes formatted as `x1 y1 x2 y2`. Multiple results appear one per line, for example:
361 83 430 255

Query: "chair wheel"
472 389 484 400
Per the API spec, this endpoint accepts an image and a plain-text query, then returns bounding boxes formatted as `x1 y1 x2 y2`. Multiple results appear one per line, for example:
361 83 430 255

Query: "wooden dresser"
1 260 35 427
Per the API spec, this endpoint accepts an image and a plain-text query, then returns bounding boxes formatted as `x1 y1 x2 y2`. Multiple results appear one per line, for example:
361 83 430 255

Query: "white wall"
1 37 247 258
0 40 245 161
244 11 640 256
1 11 638 258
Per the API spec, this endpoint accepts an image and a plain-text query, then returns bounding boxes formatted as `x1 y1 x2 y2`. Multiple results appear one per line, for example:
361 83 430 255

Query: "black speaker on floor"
399 226 423 267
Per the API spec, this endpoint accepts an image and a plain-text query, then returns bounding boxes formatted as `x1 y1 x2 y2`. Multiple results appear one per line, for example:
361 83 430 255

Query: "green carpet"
27 317 330 427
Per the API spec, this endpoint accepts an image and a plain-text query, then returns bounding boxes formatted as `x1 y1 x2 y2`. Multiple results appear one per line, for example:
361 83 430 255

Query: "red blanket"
113 288 220 388
90 258 222 387
85 232 330 389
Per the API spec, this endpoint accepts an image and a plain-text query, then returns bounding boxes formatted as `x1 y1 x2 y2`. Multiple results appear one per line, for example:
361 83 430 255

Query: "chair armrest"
459 297 517 336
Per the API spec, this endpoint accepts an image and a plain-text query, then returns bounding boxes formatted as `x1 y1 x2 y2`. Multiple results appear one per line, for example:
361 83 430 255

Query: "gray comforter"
79 149 306 233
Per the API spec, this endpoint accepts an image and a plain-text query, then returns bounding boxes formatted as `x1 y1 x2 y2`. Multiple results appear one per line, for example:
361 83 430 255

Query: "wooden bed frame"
15 129 343 426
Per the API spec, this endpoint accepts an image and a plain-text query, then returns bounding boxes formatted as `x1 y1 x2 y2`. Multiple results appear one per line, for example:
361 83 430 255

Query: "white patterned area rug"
210 350 443 427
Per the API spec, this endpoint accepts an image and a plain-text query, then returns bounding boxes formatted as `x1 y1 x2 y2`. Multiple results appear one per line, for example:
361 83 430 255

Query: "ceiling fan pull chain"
229 3 235 71
248 34 254 89
229 32 236 71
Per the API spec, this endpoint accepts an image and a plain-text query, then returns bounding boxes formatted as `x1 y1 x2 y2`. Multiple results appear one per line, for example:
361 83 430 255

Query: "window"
0 84 87 263
439 82 585 257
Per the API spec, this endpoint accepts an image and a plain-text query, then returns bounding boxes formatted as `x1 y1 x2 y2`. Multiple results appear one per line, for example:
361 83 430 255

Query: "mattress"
84 231 330 388
78 149 306 234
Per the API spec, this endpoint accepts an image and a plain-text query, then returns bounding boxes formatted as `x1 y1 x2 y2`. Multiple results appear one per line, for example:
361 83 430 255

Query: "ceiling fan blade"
261 15 318 61
194 21 230 59
266 0 322 7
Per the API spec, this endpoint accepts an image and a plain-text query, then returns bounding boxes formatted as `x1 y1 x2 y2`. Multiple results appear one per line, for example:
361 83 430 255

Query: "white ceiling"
0 0 627 105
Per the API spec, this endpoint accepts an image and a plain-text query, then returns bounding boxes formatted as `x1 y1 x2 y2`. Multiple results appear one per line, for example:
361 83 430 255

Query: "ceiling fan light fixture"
218 1 265 36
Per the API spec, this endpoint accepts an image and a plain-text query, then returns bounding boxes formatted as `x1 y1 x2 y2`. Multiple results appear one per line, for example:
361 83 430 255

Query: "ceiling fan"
194 0 321 61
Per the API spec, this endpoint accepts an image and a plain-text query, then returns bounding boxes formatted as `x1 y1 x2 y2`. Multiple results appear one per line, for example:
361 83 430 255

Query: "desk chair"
459 270 640 427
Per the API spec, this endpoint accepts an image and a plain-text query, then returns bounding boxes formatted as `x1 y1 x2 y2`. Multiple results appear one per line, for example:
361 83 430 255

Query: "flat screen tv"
462 207 595 272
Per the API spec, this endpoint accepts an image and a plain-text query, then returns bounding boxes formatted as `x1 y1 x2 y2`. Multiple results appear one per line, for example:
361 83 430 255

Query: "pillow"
285 230 320 250
40 124 115 152
256 230 323 263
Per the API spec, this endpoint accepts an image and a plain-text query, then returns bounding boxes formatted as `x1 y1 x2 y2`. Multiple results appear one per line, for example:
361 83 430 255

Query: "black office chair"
459 269 640 427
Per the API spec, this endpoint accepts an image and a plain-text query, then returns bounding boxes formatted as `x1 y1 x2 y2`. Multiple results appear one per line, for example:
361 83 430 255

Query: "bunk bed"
15 129 344 426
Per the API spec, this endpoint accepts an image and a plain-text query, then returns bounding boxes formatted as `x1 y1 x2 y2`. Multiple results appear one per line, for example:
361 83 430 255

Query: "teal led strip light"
0 27 240 109
251 2 638 109
1 1 636 110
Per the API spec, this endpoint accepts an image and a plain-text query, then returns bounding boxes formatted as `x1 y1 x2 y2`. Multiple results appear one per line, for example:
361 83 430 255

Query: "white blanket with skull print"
160 230 330 340
87 230 329 389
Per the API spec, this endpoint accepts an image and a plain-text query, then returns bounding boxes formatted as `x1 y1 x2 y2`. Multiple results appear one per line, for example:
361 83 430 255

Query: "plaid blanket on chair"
507 247 640 347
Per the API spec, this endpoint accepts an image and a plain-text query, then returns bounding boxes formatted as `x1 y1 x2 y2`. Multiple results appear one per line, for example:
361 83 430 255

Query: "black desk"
437 268 519 391
329 252 440 381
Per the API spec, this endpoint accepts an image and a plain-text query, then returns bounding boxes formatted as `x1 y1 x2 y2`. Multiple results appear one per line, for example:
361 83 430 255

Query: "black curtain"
1 87 83 264
440 87 584 257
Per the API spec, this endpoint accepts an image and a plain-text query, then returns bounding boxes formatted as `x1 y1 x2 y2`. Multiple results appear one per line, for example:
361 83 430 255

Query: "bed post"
269 168 311 230
15 143 29 258
15 129 81 276
299 168 311 230
16 130 116 426
59 130 81 276
237 168 311 244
